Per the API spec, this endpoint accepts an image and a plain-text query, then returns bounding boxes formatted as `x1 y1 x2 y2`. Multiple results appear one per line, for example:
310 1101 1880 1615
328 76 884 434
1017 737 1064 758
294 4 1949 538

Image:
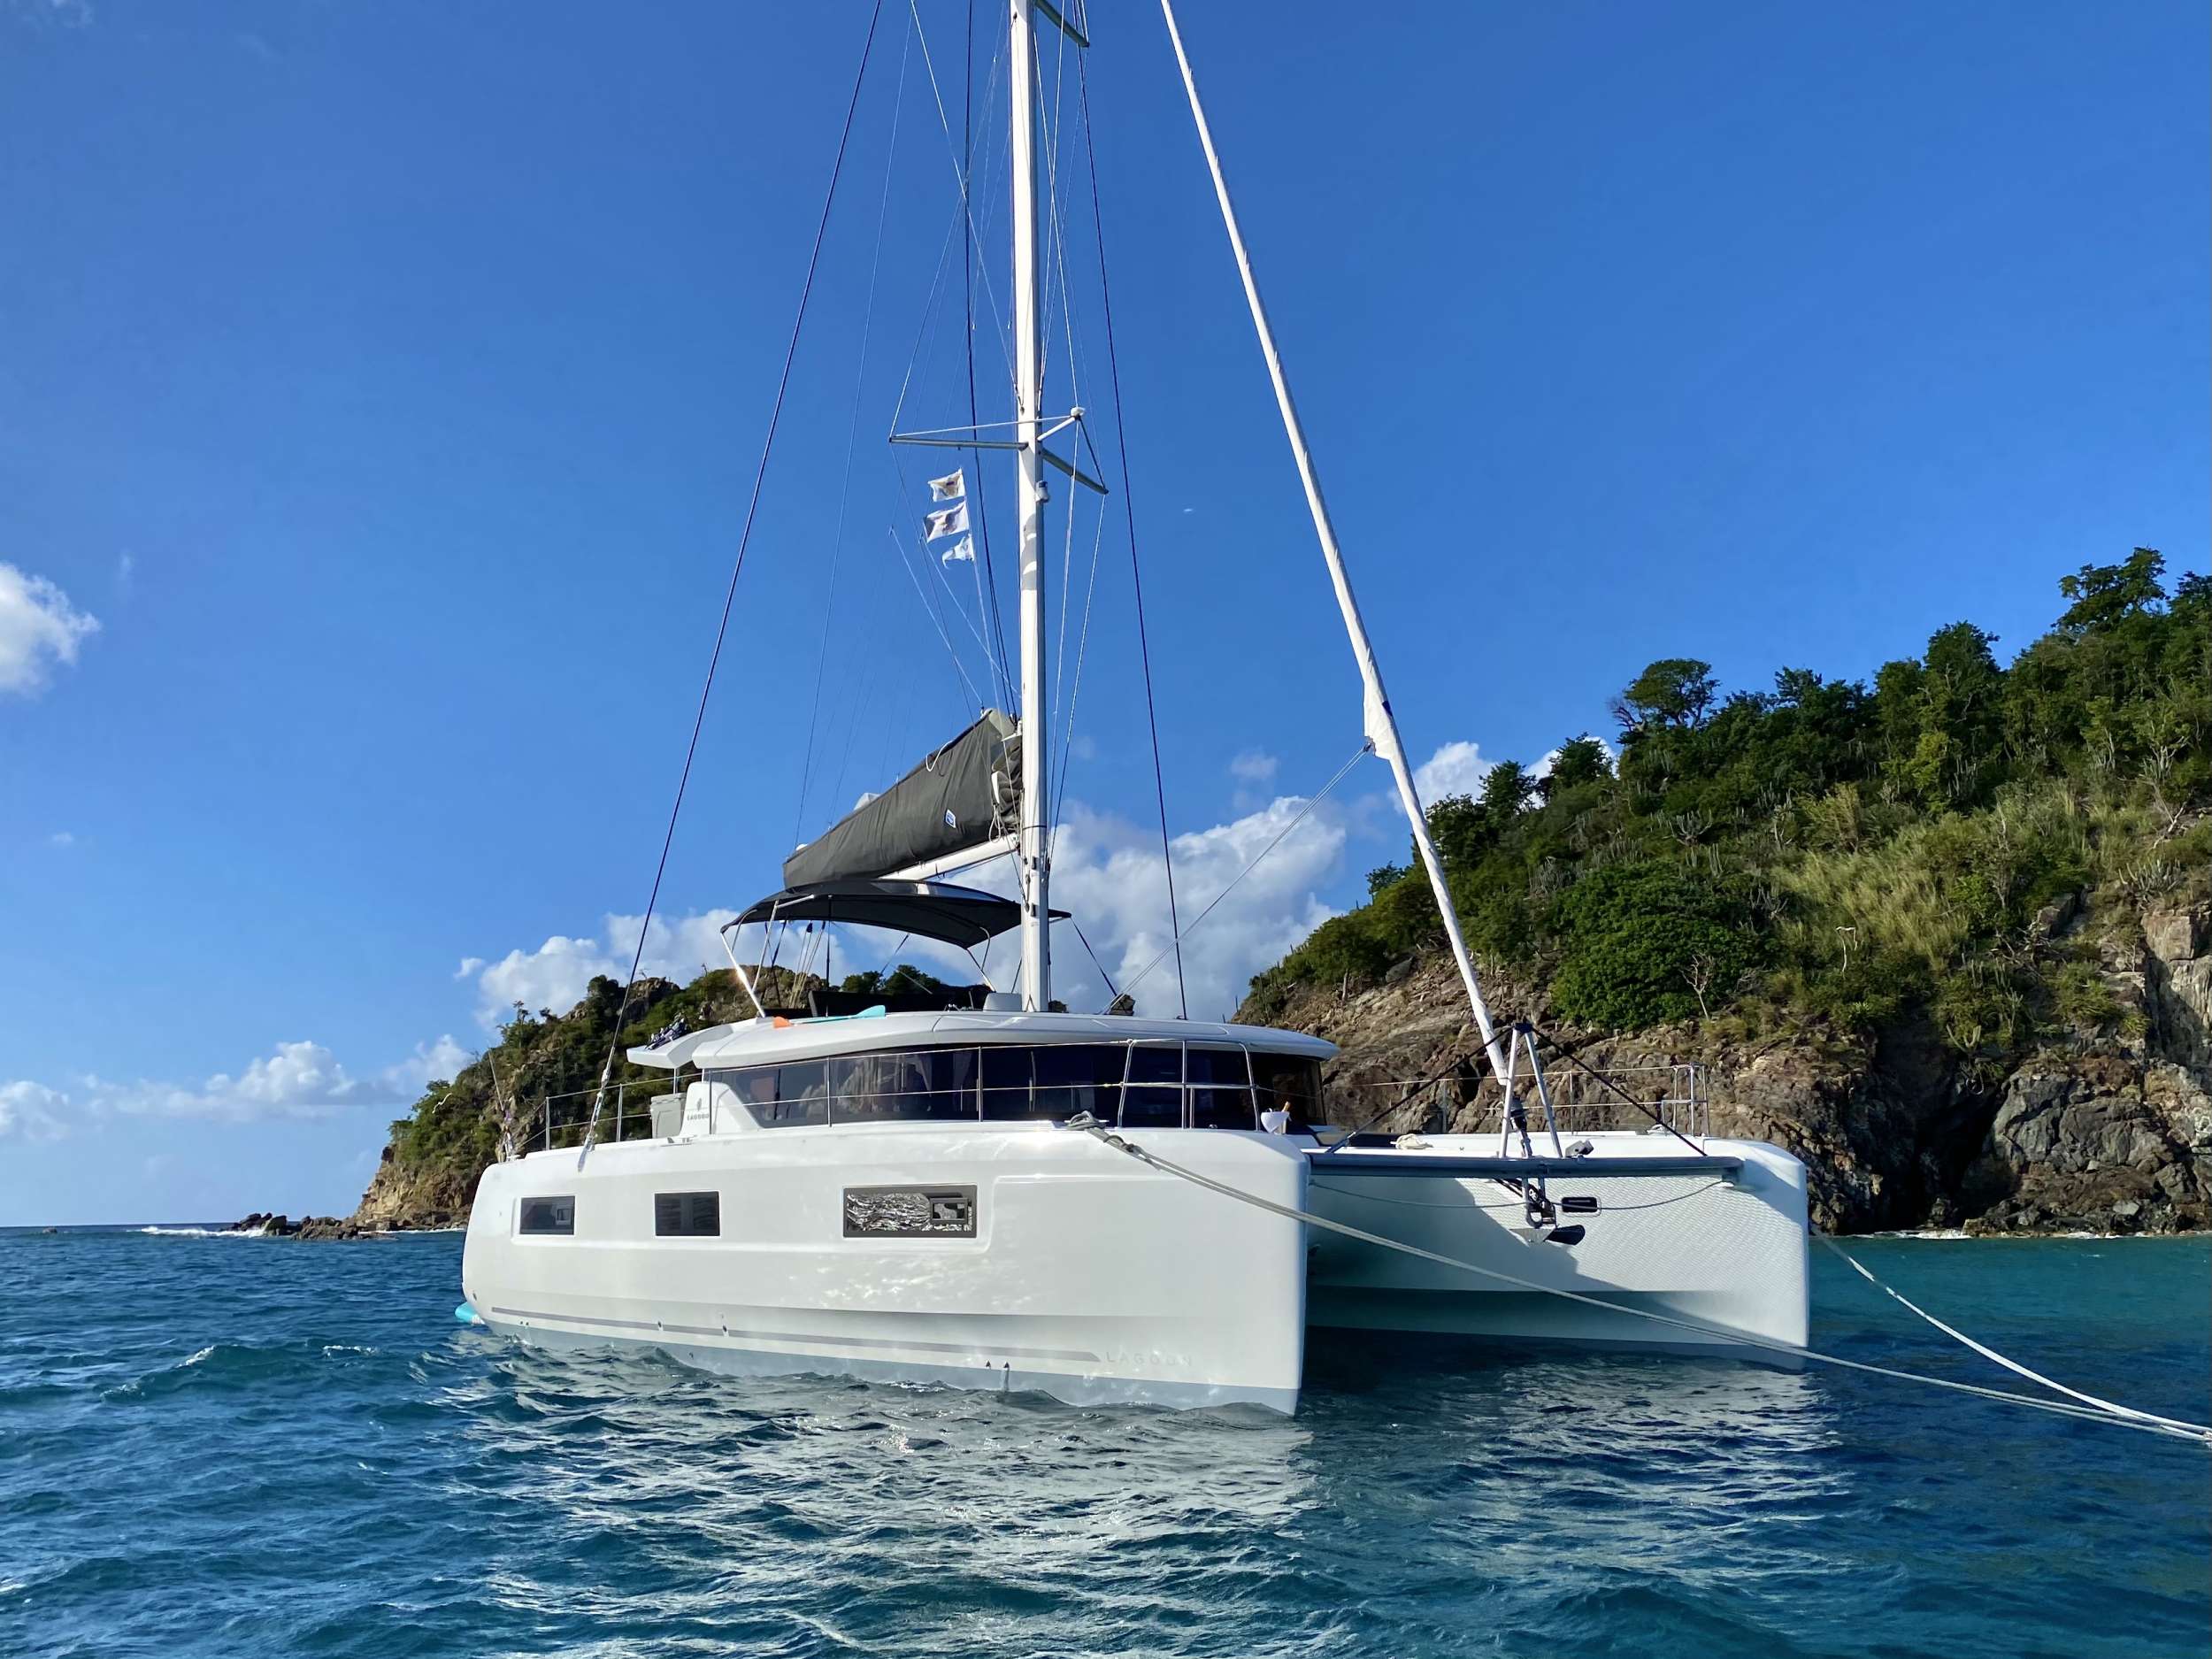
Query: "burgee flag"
939 535 976 564
923 501 970 540
928 468 965 503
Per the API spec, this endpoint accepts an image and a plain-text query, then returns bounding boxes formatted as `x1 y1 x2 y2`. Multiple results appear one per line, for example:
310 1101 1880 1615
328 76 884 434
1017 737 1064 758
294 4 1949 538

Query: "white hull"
462 1123 1310 1411
1304 1133 1810 1353
463 1113 1810 1410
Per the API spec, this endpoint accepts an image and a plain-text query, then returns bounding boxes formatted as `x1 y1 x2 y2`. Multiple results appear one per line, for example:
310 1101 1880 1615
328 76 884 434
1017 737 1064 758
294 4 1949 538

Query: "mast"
1156 0 1510 1084
1009 0 1051 1010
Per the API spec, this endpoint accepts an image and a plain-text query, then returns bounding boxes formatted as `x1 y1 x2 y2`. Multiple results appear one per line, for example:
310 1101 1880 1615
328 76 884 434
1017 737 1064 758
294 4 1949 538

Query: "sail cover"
783 710 1019 887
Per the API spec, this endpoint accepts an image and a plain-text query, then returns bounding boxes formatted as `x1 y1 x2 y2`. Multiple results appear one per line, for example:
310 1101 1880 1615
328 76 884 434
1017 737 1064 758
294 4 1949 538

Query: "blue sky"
2 0 2203 1225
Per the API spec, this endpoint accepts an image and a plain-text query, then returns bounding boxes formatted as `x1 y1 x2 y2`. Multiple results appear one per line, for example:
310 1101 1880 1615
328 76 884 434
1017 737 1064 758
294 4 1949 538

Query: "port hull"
1302 1133 1810 1353
461 1123 1310 1412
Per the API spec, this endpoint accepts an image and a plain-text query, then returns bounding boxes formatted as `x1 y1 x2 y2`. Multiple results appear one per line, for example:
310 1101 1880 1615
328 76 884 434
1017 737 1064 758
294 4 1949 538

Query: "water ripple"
0 1228 2203 1658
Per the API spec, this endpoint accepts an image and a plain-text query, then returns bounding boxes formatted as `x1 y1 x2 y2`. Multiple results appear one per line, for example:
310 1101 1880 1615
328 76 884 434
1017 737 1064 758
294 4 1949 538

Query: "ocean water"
1 1229 2204 1659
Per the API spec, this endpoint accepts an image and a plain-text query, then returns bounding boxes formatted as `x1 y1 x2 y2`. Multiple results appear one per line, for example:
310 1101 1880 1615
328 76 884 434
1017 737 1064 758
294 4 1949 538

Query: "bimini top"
735 879 1066 951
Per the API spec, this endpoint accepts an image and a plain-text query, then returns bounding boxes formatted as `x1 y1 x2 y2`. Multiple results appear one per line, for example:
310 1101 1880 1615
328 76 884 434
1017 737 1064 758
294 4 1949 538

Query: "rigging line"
1078 57 1186 1018
886 525 985 711
578 0 887 1164
1065 1122 2212 1448
961 0 1016 714
1036 22 1084 415
893 454 1011 707
795 13 913 849
1070 917 1120 999
1523 1022 1709 1159
905 0 1014 384
895 458 1010 705
1118 740 1372 1009
887 193 967 439
1049 455 1108 830
1817 1236 2211 1436
1315 1041 1494 1154
823 619 883 822
1310 1179 1735 1215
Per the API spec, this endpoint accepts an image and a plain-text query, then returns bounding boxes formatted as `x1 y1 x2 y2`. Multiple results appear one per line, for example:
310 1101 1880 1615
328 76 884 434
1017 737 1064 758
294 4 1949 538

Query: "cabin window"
1186 1046 1256 1130
981 1043 1125 1121
1117 1043 1182 1128
979 1045 1035 1119
654 1191 721 1237
518 1195 574 1236
1185 1047 1250 1087
830 1049 980 1123
1125 1044 1182 1084
709 1062 830 1127
1254 1053 1325 1130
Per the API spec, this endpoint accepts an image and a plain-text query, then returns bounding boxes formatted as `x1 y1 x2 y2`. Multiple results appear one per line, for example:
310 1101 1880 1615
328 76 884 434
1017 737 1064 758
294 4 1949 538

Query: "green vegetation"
1245 550 2210 1074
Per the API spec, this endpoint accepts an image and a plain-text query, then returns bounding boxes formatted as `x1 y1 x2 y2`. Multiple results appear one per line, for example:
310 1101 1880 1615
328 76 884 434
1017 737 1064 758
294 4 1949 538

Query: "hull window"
518 1196 575 1236
842 1185 977 1239
654 1191 722 1237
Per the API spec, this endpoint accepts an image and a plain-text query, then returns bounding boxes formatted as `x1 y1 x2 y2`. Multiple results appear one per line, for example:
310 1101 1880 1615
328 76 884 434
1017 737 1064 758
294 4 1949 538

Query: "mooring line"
1062 1121 2211 1447
1817 1235 2208 1437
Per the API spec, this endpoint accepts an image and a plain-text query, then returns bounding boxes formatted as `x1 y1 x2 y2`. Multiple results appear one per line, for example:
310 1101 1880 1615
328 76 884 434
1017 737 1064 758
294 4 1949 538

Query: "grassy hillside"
1243 549 2210 1080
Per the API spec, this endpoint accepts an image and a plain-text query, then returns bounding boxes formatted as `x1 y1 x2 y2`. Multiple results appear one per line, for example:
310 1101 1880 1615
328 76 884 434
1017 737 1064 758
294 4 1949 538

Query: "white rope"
1066 1124 2211 1447
1819 1235 2209 1437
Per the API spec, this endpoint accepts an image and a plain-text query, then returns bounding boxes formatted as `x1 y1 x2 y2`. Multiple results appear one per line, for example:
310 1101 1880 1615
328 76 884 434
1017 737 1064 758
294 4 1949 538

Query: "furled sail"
782 710 1020 887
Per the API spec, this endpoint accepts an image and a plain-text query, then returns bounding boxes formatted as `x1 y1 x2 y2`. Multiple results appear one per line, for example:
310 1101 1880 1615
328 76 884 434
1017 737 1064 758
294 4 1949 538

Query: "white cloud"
603 908 746 987
115 552 134 595
1228 749 1279 786
461 910 747 1026
474 933 618 1023
0 563 99 695
0 1080 69 1142
1042 795 1347 1020
4 1040 411 1133
1413 739 1491 803
384 1034 472 1094
47 831 73 848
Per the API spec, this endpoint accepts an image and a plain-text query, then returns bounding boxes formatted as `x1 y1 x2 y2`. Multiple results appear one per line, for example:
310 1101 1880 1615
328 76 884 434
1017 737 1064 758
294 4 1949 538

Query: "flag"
939 535 975 564
927 468 965 503
923 501 970 540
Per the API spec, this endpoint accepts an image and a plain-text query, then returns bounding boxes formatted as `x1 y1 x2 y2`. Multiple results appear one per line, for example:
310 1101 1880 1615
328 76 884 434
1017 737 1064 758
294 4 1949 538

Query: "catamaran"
461 0 1810 1411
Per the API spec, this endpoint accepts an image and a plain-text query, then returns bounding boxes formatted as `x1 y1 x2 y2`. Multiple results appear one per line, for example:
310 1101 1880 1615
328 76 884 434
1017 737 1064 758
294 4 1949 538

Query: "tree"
1479 759 1536 818
1365 863 1411 898
2057 548 2166 634
1550 862 1756 1030
1425 794 1492 869
1545 733 1612 790
1610 658 1717 732
1773 667 1824 706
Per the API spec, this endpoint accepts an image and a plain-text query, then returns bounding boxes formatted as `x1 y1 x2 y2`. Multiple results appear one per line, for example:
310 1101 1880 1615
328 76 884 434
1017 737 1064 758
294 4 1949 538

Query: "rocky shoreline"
1238 897 2209 1238
297 899 2207 1240
223 1210 459 1241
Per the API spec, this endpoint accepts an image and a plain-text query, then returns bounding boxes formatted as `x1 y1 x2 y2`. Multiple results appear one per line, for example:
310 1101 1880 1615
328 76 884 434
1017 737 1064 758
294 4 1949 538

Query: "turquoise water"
0 1229 2204 1658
